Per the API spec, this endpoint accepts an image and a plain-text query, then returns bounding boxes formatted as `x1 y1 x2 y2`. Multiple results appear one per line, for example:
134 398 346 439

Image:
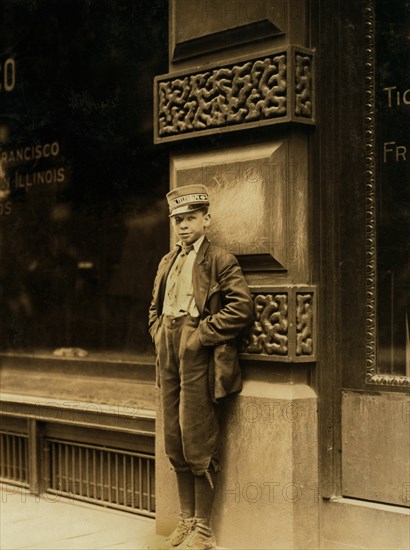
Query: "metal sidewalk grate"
0 431 30 487
44 438 155 516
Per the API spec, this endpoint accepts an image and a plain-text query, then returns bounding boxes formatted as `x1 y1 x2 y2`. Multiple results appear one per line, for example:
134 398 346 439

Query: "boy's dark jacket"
148 236 254 401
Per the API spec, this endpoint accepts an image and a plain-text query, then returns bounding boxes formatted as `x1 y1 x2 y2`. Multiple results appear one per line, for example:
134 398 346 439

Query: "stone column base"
156 379 319 549
213 380 319 549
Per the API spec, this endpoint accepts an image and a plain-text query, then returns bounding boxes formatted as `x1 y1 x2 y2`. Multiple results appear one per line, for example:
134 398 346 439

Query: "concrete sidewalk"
0 485 165 550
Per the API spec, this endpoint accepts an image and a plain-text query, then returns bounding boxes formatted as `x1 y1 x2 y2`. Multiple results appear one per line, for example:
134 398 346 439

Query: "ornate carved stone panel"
296 292 314 356
241 286 317 362
154 46 315 143
295 54 313 118
243 293 289 356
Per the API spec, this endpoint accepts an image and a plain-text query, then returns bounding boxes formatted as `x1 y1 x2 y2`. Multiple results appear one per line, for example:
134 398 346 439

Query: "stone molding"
170 0 287 62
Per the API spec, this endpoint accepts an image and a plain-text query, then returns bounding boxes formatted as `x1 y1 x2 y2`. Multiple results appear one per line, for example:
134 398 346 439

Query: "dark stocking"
176 471 195 519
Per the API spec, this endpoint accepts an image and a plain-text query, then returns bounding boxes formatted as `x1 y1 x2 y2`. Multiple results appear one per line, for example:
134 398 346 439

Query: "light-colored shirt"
162 235 205 317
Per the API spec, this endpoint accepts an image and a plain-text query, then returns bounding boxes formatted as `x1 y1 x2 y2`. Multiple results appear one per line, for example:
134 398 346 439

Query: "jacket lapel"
155 248 179 312
193 237 210 316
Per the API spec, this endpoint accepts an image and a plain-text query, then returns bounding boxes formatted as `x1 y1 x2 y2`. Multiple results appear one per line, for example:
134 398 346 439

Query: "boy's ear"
204 212 211 226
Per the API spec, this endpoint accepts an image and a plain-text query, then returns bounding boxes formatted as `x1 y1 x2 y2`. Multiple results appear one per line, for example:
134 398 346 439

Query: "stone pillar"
153 2 318 547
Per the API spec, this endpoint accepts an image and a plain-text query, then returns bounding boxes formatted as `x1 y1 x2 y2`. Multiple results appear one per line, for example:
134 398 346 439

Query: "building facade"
1 1 409 548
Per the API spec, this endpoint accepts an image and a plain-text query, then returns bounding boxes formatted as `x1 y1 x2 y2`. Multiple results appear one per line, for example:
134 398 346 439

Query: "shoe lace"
175 517 194 537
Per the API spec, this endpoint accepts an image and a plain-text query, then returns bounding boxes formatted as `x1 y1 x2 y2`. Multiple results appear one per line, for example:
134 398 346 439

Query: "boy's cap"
166 184 209 217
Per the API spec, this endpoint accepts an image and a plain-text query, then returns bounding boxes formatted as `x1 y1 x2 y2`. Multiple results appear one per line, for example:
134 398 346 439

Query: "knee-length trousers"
155 314 219 476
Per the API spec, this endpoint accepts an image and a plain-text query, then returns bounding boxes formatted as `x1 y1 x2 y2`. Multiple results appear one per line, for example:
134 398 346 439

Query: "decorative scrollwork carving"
242 293 288 356
366 374 410 387
154 47 315 142
296 293 313 356
158 55 287 138
364 0 377 384
295 54 313 118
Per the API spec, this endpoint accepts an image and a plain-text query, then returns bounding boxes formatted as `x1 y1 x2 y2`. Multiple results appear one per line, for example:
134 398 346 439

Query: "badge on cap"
166 184 210 217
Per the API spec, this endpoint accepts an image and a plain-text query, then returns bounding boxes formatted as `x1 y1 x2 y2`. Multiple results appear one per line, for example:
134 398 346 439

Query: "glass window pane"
375 0 410 375
0 0 169 358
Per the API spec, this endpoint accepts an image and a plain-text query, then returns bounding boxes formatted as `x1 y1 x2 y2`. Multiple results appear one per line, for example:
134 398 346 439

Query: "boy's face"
171 210 210 245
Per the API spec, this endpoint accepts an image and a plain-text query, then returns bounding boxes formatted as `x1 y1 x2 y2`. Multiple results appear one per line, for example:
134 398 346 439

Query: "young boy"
148 184 254 550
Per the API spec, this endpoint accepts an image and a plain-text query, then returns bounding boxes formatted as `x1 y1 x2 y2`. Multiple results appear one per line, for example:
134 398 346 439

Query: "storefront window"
0 0 169 357
375 0 410 375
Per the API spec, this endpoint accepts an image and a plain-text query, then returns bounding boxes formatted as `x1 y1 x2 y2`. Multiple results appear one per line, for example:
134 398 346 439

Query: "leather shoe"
176 525 216 550
160 517 195 549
